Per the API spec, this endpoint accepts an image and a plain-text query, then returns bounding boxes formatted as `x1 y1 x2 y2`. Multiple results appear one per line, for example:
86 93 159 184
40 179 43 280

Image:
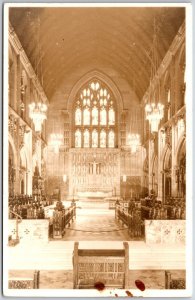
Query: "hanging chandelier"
29 102 47 132
127 133 141 153
49 133 63 153
145 103 164 133
145 19 164 133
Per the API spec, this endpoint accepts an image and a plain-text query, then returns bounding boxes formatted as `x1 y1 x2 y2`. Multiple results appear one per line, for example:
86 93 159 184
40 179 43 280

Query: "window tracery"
75 129 81 148
83 129 90 148
73 79 116 148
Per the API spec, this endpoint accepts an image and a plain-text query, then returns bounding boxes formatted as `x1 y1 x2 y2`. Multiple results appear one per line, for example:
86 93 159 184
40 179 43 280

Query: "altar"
68 148 120 198
77 191 112 199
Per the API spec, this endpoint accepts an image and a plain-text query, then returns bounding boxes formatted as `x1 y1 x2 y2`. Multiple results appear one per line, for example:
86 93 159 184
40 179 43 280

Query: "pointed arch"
67 70 123 112
175 134 186 165
8 134 17 168
71 73 119 148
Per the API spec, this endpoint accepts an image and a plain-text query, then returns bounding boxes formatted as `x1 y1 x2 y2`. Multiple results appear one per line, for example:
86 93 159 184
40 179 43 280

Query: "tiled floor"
51 208 139 241
8 269 186 289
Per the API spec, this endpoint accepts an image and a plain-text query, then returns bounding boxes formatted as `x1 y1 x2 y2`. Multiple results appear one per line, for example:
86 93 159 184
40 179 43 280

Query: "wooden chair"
73 242 129 289
9 270 40 289
165 270 185 289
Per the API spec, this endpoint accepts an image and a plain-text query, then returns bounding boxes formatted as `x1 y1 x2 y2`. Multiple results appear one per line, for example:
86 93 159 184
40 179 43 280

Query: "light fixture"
127 133 141 153
145 103 164 132
49 133 63 153
145 19 164 133
29 102 47 132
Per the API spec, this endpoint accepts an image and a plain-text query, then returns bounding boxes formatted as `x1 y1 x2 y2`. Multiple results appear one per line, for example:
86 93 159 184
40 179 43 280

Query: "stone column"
16 55 21 114
157 131 163 201
148 139 154 194
14 119 21 194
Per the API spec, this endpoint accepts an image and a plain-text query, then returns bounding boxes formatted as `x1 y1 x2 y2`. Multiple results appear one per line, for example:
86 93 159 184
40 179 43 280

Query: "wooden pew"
73 242 129 289
53 204 76 238
9 270 40 289
115 204 143 238
165 271 185 289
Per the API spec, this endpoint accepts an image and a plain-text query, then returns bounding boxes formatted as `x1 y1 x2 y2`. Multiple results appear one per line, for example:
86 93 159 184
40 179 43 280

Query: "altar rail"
9 270 40 289
52 204 76 239
73 242 129 289
115 204 144 238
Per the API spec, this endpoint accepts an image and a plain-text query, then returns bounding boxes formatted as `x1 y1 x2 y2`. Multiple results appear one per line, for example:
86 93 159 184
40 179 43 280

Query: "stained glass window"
92 130 98 148
84 129 90 148
83 108 90 125
74 79 116 148
75 108 81 125
92 107 98 125
109 108 115 125
100 130 106 148
100 108 107 125
108 130 115 148
75 130 81 148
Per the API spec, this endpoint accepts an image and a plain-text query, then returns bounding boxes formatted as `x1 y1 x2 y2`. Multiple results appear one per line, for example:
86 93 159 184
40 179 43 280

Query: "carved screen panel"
69 149 120 197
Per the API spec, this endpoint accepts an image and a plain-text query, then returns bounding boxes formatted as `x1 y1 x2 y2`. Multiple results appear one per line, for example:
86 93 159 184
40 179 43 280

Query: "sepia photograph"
3 3 192 297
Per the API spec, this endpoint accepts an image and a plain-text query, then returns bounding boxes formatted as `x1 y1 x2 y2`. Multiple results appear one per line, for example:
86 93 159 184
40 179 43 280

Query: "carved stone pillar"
16 55 21 114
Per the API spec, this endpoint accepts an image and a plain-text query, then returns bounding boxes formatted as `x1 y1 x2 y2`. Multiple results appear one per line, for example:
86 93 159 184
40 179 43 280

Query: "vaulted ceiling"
9 6 185 101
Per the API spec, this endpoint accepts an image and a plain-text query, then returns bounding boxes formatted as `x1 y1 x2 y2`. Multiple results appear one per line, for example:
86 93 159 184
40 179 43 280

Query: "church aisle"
53 208 130 241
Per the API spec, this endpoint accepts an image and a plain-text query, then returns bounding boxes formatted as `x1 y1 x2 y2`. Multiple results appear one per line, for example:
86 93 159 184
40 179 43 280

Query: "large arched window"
73 79 116 148
83 129 90 148
75 129 81 148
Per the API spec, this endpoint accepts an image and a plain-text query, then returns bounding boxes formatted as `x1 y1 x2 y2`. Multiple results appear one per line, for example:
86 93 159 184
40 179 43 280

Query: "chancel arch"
67 73 123 198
